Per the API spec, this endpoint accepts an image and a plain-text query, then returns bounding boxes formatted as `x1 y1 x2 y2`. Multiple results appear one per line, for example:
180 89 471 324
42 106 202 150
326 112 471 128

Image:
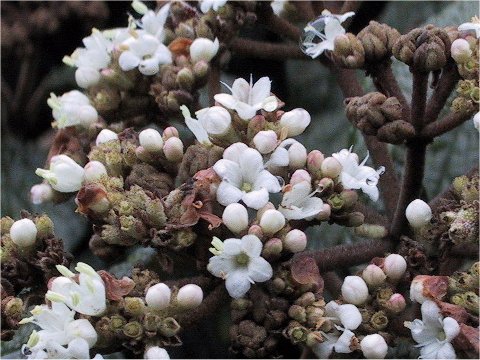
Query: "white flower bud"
341 275 369 305
473 111 480 131
48 90 98 128
259 209 286 235
383 254 407 281
360 334 388 359
75 67 101 89
337 303 362 330
290 169 311 186
284 229 307 253
288 142 307 169
144 346 170 359
190 37 219 63
163 137 184 162
362 264 386 287
139 128 164 152
35 155 85 193
222 203 249 233
451 38 472 63
279 108 311 137
66 319 98 348
253 130 277 154
405 199 432 228
10 219 38 247
96 129 118 146
30 183 53 205
84 161 108 182
410 275 429 304
321 157 342 178
145 283 171 310
176 284 203 308
196 106 231 136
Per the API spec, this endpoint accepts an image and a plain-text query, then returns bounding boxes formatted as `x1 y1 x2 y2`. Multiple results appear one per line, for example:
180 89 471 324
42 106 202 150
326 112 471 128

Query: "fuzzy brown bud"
333 33 365 68
377 120 416 144
357 21 401 62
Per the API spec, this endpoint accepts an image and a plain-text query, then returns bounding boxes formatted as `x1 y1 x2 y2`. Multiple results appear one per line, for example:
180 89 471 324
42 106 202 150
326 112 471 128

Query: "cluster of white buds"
136 127 184 162
146 282 204 310
361 254 407 287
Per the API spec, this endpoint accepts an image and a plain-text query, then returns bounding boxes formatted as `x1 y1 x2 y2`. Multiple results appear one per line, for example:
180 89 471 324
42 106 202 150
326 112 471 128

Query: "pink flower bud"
386 293 406 313
383 254 407 281
253 130 278 154
341 275 369 305
321 157 342 178
139 129 164 152
176 284 203 308
10 218 37 247
162 126 179 140
248 224 264 238
262 238 283 259
290 169 312 186
30 183 53 205
84 161 107 182
284 229 307 253
451 38 472 63
146 283 171 310
163 137 184 162
362 264 386 287
288 142 307 169
222 203 249 233
259 209 286 235
307 150 324 174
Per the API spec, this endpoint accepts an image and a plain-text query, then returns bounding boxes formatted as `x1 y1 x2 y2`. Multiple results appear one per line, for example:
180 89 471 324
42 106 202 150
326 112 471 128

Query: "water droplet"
377 166 386 175
276 176 286 187
299 15 334 55
366 178 378 186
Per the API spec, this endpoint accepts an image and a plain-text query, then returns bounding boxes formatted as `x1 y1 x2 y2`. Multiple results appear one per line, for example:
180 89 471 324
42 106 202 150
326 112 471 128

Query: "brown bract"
98 270 135 301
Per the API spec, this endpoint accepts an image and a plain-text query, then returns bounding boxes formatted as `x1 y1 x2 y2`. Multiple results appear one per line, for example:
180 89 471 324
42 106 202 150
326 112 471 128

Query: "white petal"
216 181 243 206
253 170 282 193
250 77 271 106
408 319 438 345
139 58 160 75
185 116 210 144
223 238 243 256
231 78 250 103
118 51 140 71
311 337 336 359
268 147 289 167
337 304 362 330
325 19 347 41
235 102 258 120
207 256 235 278
223 142 249 163
214 94 237 109
443 317 460 342
247 257 273 283
435 342 457 359
241 235 263 257
337 11 355 23
334 329 355 353
66 338 90 359
421 300 442 327
75 67 100 88
225 269 251 298
361 183 379 201
153 43 172 64
261 96 278 112
242 188 269 210
213 159 242 186
239 148 264 183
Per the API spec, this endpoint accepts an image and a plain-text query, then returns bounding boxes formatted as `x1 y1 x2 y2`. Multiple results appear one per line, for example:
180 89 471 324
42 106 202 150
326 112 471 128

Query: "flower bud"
145 346 170 359
162 126 179 140
30 183 53 205
176 67 195 90
341 275 369 305
196 106 232 136
307 150 324 176
383 254 407 281
190 37 219 63
405 199 432 228
336 303 362 330
193 60 209 79
290 169 311 186
10 218 37 247
360 334 388 359
75 67 101 89
84 161 108 182
451 38 472 63
158 317 181 337
288 304 307 322
321 157 342 178
176 284 203 308
259 209 286 235
248 224 263 238
288 142 307 169
473 111 479 131
145 283 171 310
339 189 358 208
284 229 307 253
139 128 164 152
36 155 85 193
279 108 311 137
124 297 146 316
316 203 331 221
163 137 184 161
96 129 118 146
385 293 406 313
262 238 283 259
362 264 386 287
222 203 249 233
253 130 277 154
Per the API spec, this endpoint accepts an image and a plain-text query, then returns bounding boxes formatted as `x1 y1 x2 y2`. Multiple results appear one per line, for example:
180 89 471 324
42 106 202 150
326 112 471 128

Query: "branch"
229 38 305 60
256 3 301 41
208 61 221 106
292 1 316 21
322 271 343 298
421 111 474 139
410 71 429 132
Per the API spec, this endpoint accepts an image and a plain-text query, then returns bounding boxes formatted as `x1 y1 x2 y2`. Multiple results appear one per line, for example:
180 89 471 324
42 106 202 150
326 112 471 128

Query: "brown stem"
208 62 221 106
229 38 305 60
12 53 34 113
421 111 474 139
256 3 301 41
322 271 343 298
352 200 388 226
450 243 479 258
292 1 316 21
410 71 429 132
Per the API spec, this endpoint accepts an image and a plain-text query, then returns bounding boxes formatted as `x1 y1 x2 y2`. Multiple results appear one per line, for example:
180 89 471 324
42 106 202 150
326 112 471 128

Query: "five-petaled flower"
279 181 324 220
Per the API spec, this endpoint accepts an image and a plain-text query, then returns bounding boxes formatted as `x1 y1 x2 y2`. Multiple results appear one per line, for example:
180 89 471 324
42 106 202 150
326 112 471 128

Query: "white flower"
474 111 480 130
181 105 232 145
190 37 220 63
144 346 170 359
10 219 37 248
207 235 273 298
119 33 172 75
47 91 98 129
214 76 278 120
279 108 311 137
46 263 106 316
405 300 460 359
138 3 170 41
332 147 384 201
222 203 249 234
301 10 355 59
176 284 204 308
199 0 228 13
458 16 480 39
36 155 85 193
30 183 54 205
146 283 171 310
96 129 118 145
213 143 281 210
279 181 323 220
341 275 369 305
266 139 300 168
360 334 388 359
406 199 432 228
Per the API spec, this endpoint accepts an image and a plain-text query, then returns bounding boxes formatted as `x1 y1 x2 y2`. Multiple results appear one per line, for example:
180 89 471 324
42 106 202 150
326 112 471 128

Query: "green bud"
288 305 307 323
143 312 161 332
124 297 146 317
4 297 23 318
1 217 14 234
327 194 344 212
110 315 127 331
370 310 388 330
123 321 143 339
294 292 315 307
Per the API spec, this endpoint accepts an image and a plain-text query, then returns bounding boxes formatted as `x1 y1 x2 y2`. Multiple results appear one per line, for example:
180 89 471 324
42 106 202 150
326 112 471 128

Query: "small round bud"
163 137 184 162
259 209 286 235
405 199 432 228
279 108 311 137
176 284 203 308
248 224 263 238
145 283 171 310
75 67 101 89
162 126 179 140
336 303 363 330
383 254 407 281
288 142 307 169
290 169 311 186
284 229 307 253
307 150 324 175
222 203 249 234
360 334 388 359
341 275 369 305
362 264 386 287
321 157 342 178
451 38 472 63
96 129 118 146
385 293 406 313
315 203 331 221
196 106 231 136
253 130 277 154
10 219 37 247
139 129 164 152
84 161 107 182
190 37 219 63
262 238 283 259
144 346 170 359
30 183 53 205
193 60 209 79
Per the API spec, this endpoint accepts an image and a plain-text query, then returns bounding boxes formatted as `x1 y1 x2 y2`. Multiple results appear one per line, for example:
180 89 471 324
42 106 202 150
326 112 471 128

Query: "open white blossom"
46 263 106 316
213 143 281 209
458 16 480 38
301 10 355 59
405 300 460 359
214 76 278 120
207 235 273 298
332 147 384 201
36 155 85 193
279 181 323 220
47 91 98 129
199 0 228 13
119 33 172 75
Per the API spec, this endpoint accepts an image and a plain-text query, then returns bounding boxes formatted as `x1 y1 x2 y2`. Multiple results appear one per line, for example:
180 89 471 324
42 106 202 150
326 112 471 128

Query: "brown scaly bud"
178 144 224 183
288 304 307 323
357 21 401 63
377 120 416 144
124 297 146 317
76 183 110 216
392 25 451 72
125 164 174 198
230 320 268 357
333 33 365 68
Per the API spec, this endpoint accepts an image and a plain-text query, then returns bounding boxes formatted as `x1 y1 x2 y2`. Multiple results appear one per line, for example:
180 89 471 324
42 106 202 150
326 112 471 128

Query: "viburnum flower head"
278 180 324 220
207 235 273 298
199 0 228 13
47 91 98 129
332 147 385 201
214 75 278 120
213 143 281 209
404 300 460 359
36 155 85 193
458 16 480 39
